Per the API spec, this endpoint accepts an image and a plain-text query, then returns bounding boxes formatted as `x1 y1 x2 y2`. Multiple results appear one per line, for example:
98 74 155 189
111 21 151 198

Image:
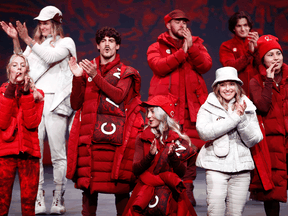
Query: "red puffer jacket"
66 55 144 194
249 63 288 203
219 35 259 95
147 32 212 148
0 83 44 158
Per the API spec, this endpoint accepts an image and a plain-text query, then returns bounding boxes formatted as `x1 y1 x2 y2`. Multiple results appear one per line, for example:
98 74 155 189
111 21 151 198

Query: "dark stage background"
1 0 288 163
1 0 288 96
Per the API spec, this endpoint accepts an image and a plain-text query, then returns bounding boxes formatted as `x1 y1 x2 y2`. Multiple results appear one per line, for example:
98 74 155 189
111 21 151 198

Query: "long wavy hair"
213 81 245 110
147 106 195 149
6 54 29 79
33 20 64 45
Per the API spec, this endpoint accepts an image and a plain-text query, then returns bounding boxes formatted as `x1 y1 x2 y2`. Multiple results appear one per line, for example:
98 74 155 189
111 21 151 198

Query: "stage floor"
8 166 288 215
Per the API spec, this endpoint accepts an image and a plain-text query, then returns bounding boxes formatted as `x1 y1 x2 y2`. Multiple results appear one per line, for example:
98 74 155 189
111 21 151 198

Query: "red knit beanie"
164 9 189 25
257 35 283 60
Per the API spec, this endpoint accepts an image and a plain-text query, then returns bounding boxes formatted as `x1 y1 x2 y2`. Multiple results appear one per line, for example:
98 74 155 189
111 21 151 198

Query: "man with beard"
146 9 212 206
67 27 143 215
219 11 259 95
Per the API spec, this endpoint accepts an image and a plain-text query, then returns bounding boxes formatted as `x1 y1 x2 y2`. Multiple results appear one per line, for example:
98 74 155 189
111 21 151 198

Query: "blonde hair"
6 54 30 79
147 107 196 149
33 20 64 45
213 81 245 110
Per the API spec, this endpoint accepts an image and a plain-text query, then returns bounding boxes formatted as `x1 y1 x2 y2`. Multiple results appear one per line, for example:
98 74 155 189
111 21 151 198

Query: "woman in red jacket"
249 35 288 216
0 54 44 215
123 95 197 216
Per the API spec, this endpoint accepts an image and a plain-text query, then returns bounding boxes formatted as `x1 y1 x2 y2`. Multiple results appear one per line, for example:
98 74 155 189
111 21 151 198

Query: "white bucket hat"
212 66 243 87
34 6 63 23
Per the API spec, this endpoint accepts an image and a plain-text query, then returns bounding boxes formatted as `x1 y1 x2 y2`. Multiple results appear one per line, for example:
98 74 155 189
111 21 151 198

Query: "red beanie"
257 35 283 60
141 94 178 118
164 9 189 25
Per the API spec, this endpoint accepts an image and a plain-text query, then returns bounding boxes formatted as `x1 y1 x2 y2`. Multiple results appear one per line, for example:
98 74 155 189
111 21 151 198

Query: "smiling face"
39 20 52 37
8 56 27 84
219 81 237 103
234 18 250 39
263 49 283 74
167 19 187 39
97 36 120 64
147 107 160 128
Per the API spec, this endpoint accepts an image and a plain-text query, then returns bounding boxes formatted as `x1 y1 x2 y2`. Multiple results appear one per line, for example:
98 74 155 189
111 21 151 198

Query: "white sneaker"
35 190 47 215
50 190 66 215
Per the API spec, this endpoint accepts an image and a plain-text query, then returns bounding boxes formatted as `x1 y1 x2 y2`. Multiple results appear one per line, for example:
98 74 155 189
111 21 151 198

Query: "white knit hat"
212 66 243 87
34 6 63 23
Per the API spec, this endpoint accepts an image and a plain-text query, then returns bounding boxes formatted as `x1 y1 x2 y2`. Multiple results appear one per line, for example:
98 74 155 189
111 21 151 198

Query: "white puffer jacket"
196 92 263 173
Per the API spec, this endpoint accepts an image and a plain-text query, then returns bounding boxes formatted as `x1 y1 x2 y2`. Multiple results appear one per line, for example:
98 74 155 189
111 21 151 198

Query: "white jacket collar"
202 93 256 117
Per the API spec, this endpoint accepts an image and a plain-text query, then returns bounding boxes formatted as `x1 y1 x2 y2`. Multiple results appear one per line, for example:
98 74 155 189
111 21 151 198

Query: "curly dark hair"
228 11 253 34
95 27 121 45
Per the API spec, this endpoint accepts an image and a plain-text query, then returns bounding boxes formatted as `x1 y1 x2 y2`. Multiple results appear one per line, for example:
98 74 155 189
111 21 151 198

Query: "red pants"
0 154 39 216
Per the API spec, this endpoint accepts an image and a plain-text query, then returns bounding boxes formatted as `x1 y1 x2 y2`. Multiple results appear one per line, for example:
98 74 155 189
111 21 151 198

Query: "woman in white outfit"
1 5 77 215
196 66 263 216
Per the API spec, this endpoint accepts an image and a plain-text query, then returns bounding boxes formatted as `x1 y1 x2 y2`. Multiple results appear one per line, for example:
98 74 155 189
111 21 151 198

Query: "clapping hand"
0 21 18 39
248 31 259 53
150 138 158 155
235 100 247 116
182 28 192 53
68 57 83 77
16 21 29 42
79 59 98 78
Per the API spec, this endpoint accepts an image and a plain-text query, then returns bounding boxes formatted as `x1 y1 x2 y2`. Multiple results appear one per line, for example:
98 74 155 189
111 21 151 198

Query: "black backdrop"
1 0 288 100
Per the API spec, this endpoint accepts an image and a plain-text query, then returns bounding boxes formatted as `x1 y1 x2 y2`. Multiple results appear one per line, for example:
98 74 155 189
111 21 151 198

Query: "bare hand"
0 21 18 39
68 57 83 77
183 28 192 48
23 75 31 92
266 62 278 79
235 100 247 116
248 31 259 53
79 59 97 78
16 21 30 42
150 138 158 155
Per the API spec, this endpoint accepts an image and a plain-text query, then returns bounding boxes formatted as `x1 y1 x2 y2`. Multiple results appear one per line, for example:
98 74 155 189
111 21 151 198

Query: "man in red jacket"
67 27 143 216
219 11 259 95
147 9 212 206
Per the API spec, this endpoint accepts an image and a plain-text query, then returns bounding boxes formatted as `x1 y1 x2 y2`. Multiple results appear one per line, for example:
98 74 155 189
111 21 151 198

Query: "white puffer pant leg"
206 170 228 216
226 171 250 216
206 170 250 216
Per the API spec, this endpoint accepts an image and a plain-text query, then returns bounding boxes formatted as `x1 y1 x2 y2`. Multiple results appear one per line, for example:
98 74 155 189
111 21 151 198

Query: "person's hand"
16 21 30 43
0 21 18 39
248 31 259 53
150 138 158 155
235 100 247 116
23 75 31 92
183 28 192 49
68 57 83 77
266 62 278 79
79 59 97 78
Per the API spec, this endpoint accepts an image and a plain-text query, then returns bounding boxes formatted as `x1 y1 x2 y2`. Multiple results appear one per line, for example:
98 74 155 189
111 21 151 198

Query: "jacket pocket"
2 117 17 142
213 134 229 157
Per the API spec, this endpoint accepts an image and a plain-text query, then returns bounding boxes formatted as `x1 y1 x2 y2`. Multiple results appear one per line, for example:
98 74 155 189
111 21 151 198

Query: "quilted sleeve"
186 38 212 74
237 111 263 147
147 42 186 77
19 91 44 129
196 106 241 141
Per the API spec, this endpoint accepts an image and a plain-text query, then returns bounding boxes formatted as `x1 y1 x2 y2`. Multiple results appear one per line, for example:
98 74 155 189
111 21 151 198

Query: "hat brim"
212 78 243 87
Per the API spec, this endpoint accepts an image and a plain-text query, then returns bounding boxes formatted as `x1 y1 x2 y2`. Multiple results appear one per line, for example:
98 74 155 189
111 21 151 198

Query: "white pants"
206 170 250 216
38 94 68 192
